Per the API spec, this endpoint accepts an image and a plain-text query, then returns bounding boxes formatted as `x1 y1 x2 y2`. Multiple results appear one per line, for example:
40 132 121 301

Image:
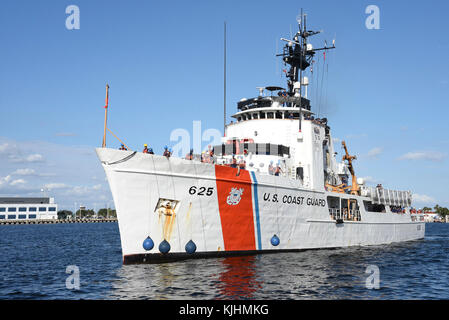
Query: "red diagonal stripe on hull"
215 165 256 251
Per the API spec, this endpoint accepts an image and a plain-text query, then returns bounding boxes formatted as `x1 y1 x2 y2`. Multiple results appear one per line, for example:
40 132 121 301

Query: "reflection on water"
1 223 448 299
105 233 447 300
217 256 261 299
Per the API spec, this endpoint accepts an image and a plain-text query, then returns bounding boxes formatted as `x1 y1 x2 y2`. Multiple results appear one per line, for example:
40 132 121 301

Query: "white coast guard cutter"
96 15 425 264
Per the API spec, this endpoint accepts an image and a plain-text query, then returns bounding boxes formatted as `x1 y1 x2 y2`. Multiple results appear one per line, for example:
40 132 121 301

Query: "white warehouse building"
0 197 58 220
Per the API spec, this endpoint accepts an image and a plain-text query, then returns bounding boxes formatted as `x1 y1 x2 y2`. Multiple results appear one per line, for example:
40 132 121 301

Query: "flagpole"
102 84 109 148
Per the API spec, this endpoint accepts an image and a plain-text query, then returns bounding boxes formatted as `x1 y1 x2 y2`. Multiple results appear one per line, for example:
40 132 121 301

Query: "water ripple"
0 223 448 299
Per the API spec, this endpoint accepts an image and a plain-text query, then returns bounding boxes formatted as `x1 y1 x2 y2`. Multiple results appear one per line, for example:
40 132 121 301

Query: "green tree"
434 205 449 219
75 209 95 218
97 208 117 218
97 208 116 218
422 207 432 212
108 209 117 218
97 208 107 217
57 210 73 219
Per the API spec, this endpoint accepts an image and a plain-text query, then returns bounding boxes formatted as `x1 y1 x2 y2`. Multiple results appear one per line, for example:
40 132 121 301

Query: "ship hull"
97 148 425 264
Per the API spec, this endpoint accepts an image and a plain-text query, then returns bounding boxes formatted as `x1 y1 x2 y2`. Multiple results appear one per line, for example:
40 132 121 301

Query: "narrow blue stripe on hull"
250 171 262 250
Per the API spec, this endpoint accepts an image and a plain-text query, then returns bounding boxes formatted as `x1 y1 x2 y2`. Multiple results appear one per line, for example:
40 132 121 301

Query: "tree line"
57 208 117 219
422 205 449 219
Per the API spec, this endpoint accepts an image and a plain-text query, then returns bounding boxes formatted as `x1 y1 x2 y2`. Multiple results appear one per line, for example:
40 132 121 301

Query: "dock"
0 218 117 225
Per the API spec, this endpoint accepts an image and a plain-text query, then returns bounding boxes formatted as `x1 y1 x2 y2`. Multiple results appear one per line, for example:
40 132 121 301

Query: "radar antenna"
276 9 336 131
277 10 335 95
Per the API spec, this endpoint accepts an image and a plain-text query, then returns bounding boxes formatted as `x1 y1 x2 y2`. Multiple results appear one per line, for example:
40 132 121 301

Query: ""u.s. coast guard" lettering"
263 193 326 206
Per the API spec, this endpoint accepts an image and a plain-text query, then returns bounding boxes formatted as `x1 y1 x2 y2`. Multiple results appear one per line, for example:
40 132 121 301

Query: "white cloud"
0 136 113 209
0 140 45 163
44 183 69 190
92 184 102 190
413 193 436 204
0 175 12 187
358 176 384 186
360 176 375 183
0 143 9 153
10 179 26 186
366 147 383 158
398 151 446 162
12 168 36 176
0 175 27 189
25 153 44 162
69 184 105 196
7 152 45 163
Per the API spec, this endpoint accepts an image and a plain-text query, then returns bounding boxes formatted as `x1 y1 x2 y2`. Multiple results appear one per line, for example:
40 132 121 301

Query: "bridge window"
214 142 290 157
260 112 266 119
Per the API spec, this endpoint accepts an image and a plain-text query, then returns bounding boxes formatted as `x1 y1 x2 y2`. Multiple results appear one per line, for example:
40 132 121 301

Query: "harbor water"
0 222 448 299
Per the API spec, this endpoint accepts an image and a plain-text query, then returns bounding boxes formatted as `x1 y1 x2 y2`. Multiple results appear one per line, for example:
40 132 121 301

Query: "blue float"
159 239 171 254
271 234 280 246
185 240 197 254
142 236 154 251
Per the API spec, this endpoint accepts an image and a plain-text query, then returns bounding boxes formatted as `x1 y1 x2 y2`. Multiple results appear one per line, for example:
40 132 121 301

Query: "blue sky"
1 0 448 210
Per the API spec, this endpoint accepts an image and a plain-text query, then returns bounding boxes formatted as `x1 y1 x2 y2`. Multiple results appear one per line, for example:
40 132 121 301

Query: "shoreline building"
0 197 58 220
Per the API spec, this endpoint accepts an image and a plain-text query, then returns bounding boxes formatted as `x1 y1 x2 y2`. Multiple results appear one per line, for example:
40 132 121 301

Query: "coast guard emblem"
226 188 244 205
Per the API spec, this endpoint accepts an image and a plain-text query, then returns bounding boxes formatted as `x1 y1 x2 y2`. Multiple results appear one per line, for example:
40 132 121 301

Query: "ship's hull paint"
96 148 425 264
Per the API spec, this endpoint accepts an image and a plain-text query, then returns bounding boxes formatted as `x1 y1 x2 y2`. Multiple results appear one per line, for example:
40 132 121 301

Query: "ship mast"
277 10 335 131
224 21 227 136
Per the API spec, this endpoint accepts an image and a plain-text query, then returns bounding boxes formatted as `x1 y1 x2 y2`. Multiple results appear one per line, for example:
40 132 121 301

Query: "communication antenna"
276 38 279 77
223 21 227 136
276 9 336 132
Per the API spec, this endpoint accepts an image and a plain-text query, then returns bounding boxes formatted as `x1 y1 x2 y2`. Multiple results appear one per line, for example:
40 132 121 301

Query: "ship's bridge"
237 95 311 112
232 86 313 123
218 87 329 184
232 105 313 122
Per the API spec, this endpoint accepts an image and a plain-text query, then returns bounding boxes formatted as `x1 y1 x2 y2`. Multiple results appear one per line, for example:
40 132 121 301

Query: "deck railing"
329 208 361 222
